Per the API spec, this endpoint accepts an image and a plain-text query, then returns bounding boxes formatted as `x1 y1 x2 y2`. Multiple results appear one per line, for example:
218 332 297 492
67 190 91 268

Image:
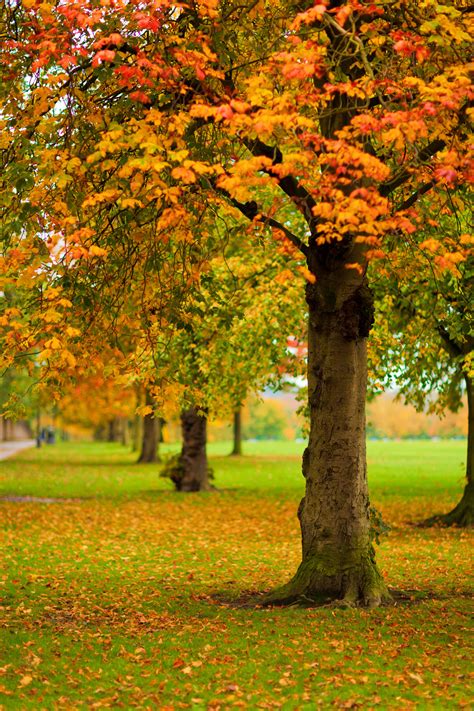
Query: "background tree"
58 374 135 441
230 408 243 456
136 388 162 464
157 248 304 491
370 189 473 526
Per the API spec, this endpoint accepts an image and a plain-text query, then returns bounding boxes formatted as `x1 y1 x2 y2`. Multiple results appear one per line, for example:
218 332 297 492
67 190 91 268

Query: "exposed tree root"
179 481 216 493
261 552 392 609
420 486 473 528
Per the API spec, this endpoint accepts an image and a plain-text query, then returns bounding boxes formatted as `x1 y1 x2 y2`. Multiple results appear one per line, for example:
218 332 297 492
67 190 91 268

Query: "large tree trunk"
265 274 389 607
229 408 243 456
137 392 161 464
176 407 211 492
424 374 473 527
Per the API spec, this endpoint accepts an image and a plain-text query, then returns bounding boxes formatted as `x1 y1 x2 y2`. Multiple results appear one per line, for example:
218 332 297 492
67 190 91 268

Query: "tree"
136 388 162 463
244 398 288 441
156 250 304 490
1 1 471 605
370 189 473 525
230 408 243 456
58 374 135 440
177 406 211 491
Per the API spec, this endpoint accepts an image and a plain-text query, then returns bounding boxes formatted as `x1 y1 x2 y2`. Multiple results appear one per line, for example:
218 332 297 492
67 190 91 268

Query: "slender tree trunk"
121 418 129 446
230 408 243 456
265 275 389 607
176 407 211 492
107 418 121 443
137 392 160 463
131 414 141 452
35 409 41 448
424 374 473 527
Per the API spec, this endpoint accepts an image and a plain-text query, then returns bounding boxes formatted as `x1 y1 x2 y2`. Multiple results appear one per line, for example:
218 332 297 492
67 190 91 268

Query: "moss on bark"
262 549 391 608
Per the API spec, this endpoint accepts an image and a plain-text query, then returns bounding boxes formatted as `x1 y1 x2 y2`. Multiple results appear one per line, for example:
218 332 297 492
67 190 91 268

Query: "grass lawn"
0 440 472 709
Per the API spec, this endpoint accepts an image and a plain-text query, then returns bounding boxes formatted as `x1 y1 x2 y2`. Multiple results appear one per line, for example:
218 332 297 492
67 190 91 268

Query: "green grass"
0 440 472 709
0 439 466 500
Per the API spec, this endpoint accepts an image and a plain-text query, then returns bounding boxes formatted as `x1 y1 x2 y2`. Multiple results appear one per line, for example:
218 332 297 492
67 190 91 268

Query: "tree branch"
436 322 464 358
396 180 435 212
379 139 445 197
225 194 309 257
242 137 318 231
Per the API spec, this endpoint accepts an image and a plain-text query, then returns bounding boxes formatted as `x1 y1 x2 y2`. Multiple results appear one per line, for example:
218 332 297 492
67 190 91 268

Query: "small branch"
396 180 435 211
380 139 445 197
242 137 318 230
227 195 309 257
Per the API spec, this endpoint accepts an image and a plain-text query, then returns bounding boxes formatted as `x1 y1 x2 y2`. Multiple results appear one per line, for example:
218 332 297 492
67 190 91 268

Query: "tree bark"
107 418 121 442
265 273 390 607
230 408 243 456
176 407 211 491
3 418 13 441
120 418 129 446
137 392 161 463
131 414 140 452
424 374 473 527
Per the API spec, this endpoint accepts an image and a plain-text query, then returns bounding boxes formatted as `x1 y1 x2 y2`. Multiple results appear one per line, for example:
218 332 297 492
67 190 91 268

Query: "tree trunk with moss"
425 374 473 527
176 407 211 492
230 408 243 456
137 391 160 464
265 262 390 607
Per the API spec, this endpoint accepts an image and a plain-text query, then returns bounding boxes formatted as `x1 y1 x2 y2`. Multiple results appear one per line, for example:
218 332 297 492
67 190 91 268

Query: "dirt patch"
0 495 82 504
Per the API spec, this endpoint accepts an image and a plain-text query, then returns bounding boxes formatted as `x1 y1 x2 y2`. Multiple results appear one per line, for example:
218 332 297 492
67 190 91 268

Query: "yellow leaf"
89 245 108 258
44 337 61 350
171 167 197 184
136 405 152 417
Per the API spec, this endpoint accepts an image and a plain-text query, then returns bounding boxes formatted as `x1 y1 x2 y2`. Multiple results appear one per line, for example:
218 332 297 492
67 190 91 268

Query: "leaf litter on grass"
0 442 473 708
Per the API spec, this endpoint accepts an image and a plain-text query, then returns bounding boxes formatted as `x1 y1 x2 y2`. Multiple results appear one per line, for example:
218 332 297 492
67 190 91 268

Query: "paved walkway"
0 440 36 461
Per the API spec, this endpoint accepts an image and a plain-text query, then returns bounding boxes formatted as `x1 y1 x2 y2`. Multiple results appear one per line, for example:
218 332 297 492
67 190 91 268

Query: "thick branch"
436 323 464 359
242 137 317 230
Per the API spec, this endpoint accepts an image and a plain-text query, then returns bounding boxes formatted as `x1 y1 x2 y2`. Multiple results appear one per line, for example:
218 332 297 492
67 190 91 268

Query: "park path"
0 440 36 461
